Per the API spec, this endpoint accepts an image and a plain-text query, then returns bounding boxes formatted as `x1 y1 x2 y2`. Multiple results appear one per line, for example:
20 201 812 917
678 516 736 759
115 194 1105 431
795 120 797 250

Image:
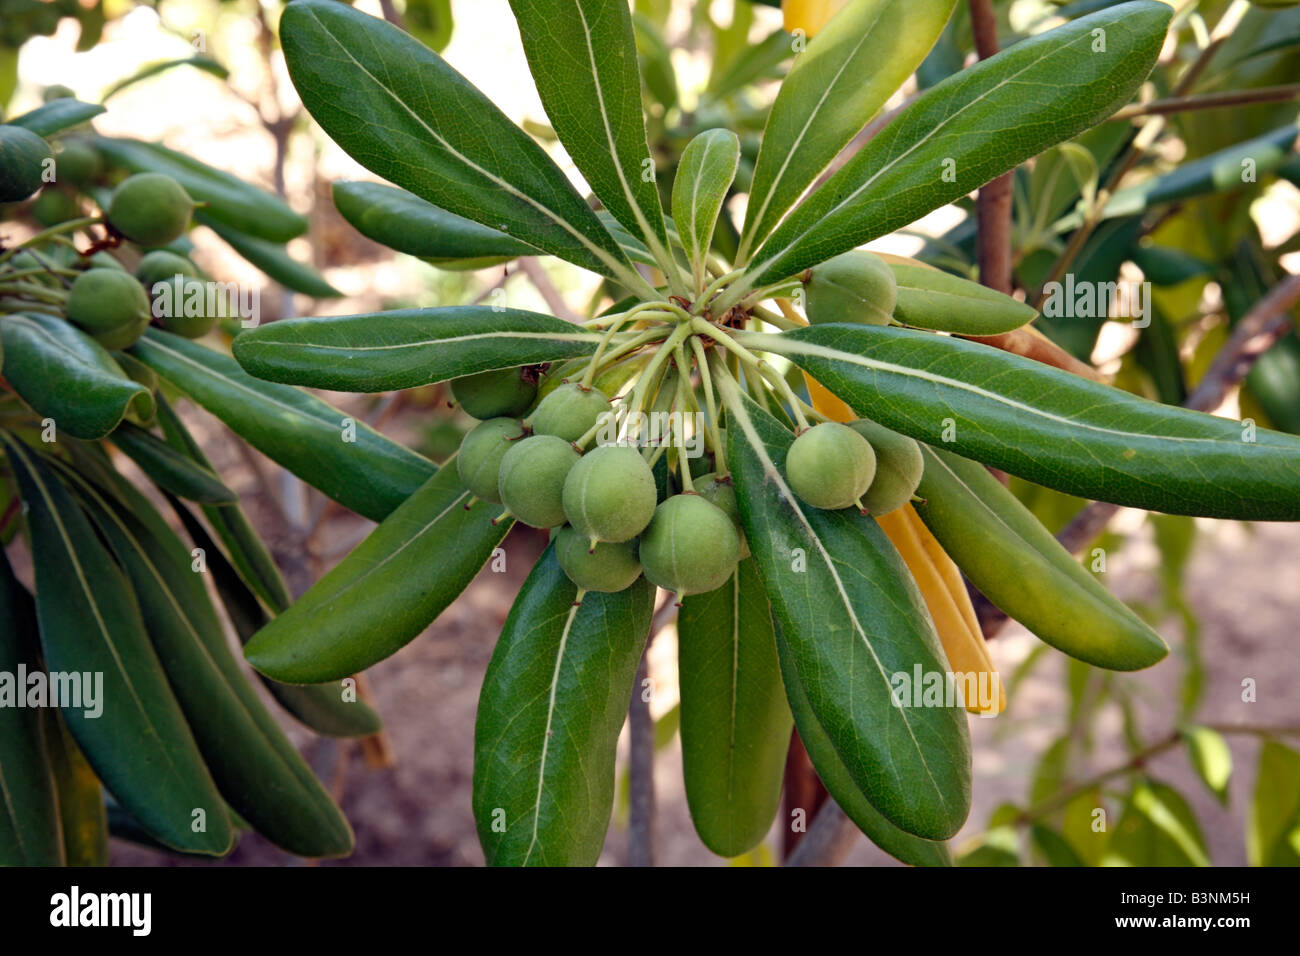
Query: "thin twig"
969 0 1014 295
518 257 579 322
1111 84 1300 121
784 801 858 867
626 641 656 867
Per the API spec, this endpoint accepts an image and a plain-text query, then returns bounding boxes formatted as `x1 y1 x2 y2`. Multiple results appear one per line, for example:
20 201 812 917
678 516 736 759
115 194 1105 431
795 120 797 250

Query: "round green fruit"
696 472 750 560
66 268 151 350
639 494 740 601
554 525 642 593
451 366 537 420
83 251 127 271
53 139 101 186
785 421 876 511
847 419 924 515
30 187 78 226
148 274 220 339
530 382 612 442
455 417 524 503
106 173 195 246
0 124 53 203
805 249 897 326
135 249 200 288
562 443 657 544
498 435 580 529
42 85 76 102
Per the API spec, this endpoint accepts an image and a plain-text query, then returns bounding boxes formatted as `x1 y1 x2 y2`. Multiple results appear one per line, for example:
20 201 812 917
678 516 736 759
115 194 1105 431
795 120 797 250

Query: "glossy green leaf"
1104 778 1210 866
473 548 655 866
332 180 537 261
92 137 306 242
889 262 1036 335
633 12 677 110
232 306 604 393
707 28 793 100
131 330 435 522
198 213 341 298
42 708 108 866
739 1 1170 290
913 445 1167 670
0 550 64 866
245 462 510 683
153 394 291 613
1248 740 1300 867
67 468 354 857
1182 726 1232 806
110 422 237 505
776 626 953 866
2 436 233 856
168 495 382 739
509 0 672 272
720 382 971 840
7 99 102 137
740 0 956 253
754 324 1300 520
672 129 740 287
279 0 645 292
0 312 154 440
678 557 792 858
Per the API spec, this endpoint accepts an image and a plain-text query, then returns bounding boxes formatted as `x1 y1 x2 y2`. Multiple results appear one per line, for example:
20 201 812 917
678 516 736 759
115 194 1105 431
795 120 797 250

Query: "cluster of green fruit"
2 111 217 346
453 365 748 604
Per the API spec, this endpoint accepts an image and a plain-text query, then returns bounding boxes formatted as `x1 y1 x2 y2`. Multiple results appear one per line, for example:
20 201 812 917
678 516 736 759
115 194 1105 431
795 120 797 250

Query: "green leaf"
68 468 354 858
755 324 1300 520
2 436 233 856
131 330 435 522
167 494 382 739
1104 778 1210 866
473 548 655 866
92 137 307 242
405 0 454 52
42 708 108 866
509 0 673 275
1182 726 1232 806
678 558 792 858
279 0 645 292
1090 124 1299 225
1031 824 1085 867
232 306 604 393
0 550 64 866
332 180 537 262
706 28 793 101
0 312 154 440
740 0 957 253
244 462 510 684
153 394 291 613
777 627 953 865
633 12 678 110
1248 739 1300 867
672 129 740 287
889 261 1036 335
102 56 229 101
720 382 971 840
739 1 1170 289
6 98 104 137
110 422 237 505
913 445 1167 670
198 213 341 298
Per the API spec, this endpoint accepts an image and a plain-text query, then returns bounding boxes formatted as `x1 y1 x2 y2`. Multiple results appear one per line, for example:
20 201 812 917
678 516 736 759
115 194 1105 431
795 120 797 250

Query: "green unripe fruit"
455 417 524 503
554 526 642 593
53 139 101 186
639 494 740 602
847 419 924 516
30 187 78 226
148 274 221 339
42 85 76 102
530 382 612 442
497 435 580 529
785 422 876 512
696 472 750 560
135 249 200 288
106 173 195 246
66 268 151 350
805 249 897 326
86 251 127 271
451 366 537 420
562 443 657 544
0 124 53 202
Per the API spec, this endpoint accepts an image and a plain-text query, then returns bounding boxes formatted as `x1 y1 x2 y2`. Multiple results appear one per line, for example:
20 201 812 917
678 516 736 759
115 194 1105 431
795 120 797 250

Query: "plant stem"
693 338 726 476
1111 83 1300 121
0 216 103 265
969 0 1015 296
